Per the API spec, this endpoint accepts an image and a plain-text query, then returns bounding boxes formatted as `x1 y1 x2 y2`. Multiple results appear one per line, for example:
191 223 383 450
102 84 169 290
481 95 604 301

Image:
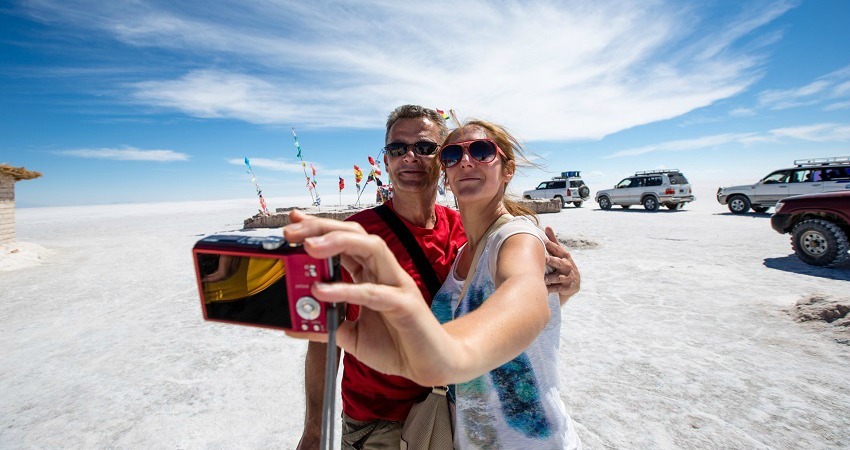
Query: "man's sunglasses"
439 139 506 168
383 141 440 157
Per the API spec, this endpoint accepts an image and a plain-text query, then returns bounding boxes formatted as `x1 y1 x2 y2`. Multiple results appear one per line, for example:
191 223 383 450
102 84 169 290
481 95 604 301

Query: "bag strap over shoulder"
374 203 443 300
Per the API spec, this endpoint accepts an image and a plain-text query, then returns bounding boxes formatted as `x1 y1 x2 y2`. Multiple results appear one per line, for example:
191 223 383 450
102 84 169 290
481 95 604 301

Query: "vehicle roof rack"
793 156 850 166
552 170 581 180
634 169 679 176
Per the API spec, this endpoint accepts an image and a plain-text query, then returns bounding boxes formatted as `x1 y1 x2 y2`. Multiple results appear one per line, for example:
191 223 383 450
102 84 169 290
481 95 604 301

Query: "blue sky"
2 0 849 207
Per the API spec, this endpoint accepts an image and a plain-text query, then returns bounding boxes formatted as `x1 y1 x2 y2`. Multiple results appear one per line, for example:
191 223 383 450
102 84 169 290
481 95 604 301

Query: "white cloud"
758 64 850 110
607 122 850 158
60 147 189 161
769 123 850 142
729 107 757 117
231 158 309 173
606 133 759 158
824 100 850 111
19 0 798 140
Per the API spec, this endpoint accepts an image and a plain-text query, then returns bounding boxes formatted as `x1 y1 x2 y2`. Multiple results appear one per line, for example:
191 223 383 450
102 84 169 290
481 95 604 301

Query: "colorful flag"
311 163 317 177
338 176 344 191
354 165 363 184
292 128 303 159
436 108 450 121
367 156 381 176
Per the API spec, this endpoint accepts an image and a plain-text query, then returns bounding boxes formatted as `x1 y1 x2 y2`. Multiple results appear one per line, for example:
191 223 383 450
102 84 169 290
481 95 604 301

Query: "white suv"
523 171 590 207
717 156 850 214
595 170 695 211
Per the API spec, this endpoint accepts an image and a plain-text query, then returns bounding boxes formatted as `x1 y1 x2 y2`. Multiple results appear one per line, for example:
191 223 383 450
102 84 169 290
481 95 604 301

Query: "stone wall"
244 207 362 229
244 200 562 229
516 198 562 214
0 173 14 244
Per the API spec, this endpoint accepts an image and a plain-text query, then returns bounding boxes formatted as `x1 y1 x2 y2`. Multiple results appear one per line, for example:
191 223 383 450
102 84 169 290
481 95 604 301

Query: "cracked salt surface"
1 188 848 448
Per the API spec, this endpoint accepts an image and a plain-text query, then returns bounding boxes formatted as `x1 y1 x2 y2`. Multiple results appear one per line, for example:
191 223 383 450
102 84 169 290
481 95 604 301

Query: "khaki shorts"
341 413 403 450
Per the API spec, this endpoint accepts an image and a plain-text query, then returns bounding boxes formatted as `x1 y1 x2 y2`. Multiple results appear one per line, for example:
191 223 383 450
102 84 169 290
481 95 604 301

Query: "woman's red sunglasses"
439 139 506 168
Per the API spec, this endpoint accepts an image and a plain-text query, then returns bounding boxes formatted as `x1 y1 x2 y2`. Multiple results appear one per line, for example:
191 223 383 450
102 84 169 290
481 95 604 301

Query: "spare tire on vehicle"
579 186 590 198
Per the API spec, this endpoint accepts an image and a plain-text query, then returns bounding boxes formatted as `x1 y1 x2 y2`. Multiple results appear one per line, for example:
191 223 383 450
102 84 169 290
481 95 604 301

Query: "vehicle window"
645 176 663 187
570 181 579 188
554 181 567 189
762 171 789 184
536 182 548 190
789 169 816 183
824 167 850 181
668 173 689 185
616 178 632 188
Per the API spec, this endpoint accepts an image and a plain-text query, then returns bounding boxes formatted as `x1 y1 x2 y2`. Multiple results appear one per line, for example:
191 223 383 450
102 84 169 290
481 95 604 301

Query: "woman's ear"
503 160 515 182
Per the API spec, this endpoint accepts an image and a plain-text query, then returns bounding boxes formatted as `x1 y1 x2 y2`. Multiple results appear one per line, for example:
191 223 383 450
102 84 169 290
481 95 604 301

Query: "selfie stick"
320 304 340 450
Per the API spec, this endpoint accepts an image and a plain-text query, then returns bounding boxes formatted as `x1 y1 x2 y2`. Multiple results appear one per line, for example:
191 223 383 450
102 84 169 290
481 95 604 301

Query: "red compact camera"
192 234 342 332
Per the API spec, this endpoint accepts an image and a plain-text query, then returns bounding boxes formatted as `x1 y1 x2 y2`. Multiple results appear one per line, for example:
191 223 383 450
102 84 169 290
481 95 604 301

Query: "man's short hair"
385 105 449 143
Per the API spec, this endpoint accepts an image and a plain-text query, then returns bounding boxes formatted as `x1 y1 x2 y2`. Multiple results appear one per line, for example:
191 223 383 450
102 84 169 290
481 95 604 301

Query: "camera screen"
196 253 292 329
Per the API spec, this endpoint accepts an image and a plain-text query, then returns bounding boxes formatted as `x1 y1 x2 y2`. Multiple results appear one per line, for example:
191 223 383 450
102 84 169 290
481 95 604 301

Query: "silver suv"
717 156 850 214
595 170 695 211
523 171 590 207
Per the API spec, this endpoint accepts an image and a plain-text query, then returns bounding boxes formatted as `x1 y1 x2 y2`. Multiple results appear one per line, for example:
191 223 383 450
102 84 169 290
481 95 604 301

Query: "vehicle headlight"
775 201 784 212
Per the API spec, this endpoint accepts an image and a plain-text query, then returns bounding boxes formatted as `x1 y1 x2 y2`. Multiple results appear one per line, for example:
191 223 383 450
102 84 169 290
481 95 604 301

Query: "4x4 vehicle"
595 170 694 211
523 171 590 207
771 191 850 267
717 156 850 214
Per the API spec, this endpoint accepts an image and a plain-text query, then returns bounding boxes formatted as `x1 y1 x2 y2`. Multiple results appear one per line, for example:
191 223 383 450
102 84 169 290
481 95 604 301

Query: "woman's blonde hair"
442 119 538 224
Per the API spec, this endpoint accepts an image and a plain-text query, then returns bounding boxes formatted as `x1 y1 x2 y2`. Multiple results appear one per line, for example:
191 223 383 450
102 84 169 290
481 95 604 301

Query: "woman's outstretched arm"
284 210 551 386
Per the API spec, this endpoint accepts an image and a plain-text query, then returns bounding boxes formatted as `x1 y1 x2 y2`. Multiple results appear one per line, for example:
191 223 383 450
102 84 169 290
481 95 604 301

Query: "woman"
285 120 580 449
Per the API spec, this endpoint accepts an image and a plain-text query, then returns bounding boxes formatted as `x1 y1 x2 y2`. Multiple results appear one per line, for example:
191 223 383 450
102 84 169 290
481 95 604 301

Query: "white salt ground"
0 187 848 449
0 242 54 271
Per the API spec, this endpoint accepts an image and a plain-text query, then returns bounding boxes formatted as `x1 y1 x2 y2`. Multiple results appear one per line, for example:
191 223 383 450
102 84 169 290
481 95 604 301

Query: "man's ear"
383 153 389 167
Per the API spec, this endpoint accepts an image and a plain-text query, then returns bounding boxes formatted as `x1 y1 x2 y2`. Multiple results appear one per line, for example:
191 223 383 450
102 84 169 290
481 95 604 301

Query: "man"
297 105 580 449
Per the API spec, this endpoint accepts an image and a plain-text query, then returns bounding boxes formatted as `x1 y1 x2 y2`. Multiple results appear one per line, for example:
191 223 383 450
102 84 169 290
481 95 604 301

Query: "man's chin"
392 179 437 195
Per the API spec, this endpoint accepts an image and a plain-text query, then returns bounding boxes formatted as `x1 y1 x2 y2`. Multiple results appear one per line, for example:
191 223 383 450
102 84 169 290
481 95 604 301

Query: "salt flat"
1 188 848 449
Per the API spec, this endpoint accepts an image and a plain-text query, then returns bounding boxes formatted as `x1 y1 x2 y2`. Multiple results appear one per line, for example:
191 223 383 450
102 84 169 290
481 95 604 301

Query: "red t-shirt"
341 201 466 422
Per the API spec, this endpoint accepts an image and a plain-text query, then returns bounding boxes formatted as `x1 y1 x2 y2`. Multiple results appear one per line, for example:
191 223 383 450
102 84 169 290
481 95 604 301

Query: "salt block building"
0 164 42 245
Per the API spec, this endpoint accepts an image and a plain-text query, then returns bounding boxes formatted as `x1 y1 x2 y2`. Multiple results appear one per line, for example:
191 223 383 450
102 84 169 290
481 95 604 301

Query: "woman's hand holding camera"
283 210 455 386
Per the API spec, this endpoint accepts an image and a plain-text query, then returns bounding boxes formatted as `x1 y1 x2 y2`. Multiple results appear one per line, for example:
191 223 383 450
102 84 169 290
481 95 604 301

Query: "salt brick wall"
0 174 15 244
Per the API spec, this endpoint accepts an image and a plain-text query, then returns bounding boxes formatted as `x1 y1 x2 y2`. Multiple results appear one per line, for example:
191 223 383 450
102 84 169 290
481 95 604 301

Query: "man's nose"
402 145 418 159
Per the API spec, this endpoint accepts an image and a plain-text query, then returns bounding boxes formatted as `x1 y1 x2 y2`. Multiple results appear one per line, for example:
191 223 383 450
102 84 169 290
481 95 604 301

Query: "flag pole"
244 157 270 215
291 126 320 209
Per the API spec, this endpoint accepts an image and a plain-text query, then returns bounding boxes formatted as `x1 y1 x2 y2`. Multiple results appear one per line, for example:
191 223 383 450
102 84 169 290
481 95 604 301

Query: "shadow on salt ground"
712 212 772 218
591 209 688 214
763 255 850 281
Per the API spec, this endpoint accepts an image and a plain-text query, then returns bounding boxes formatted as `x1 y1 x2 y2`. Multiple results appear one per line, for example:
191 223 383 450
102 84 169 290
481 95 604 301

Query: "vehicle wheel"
579 186 590 198
554 195 565 207
791 219 850 267
752 206 769 213
598 196 612 210
728 195 750 214
643 196 659 211
523 195 531 199
621 205 631 209
573 201 583 207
